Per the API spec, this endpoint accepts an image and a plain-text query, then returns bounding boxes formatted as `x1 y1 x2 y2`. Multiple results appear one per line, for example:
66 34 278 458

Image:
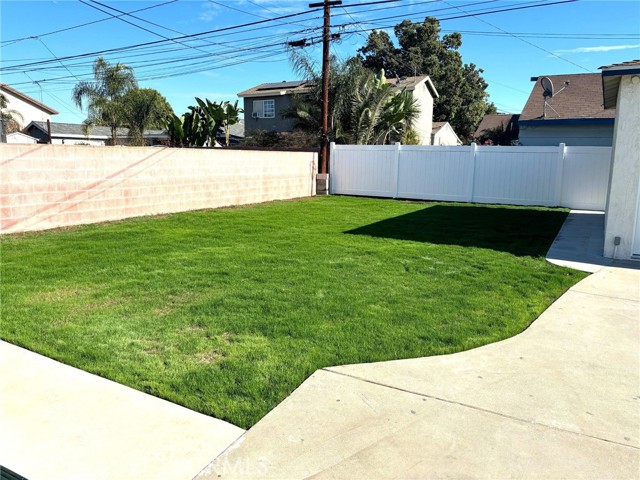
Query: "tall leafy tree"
72 56 138 145
358 17 495 142
120 88 173 146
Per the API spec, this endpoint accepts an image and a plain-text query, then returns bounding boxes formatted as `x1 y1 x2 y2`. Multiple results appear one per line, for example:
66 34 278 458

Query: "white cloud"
555 44 640 54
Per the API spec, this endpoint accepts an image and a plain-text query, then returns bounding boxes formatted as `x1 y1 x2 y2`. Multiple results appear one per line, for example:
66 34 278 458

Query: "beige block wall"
0 144 317 234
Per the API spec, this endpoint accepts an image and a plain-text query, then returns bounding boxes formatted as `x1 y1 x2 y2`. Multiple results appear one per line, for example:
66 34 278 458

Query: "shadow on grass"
346 204 568 257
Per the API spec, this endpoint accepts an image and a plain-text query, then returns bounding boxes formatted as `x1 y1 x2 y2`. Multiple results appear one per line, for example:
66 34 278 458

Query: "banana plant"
165 108 206 147
195 97 225 147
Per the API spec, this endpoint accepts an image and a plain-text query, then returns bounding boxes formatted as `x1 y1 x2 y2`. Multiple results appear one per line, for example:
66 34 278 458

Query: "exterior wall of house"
518 124 614 146
51 137 106 146
0 144 318 234
410 83 434 145
604 74 640 259
6 132 38 144
242 95 298 134
2 90 53 129
432 124 461 146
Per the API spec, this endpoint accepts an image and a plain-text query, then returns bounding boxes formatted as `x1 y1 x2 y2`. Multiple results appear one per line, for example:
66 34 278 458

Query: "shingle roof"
431 121 447 133
238 75 439 99
0 83 59 115
474 114 519 137
520 73 615 122
599 59 640 70
385 75 439 98
30 121 128 137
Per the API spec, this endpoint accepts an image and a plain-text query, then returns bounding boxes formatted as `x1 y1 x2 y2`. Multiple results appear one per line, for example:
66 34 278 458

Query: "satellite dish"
541 77 554 98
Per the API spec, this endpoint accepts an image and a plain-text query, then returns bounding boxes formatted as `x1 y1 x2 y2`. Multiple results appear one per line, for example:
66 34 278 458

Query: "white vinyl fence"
329 143 611 210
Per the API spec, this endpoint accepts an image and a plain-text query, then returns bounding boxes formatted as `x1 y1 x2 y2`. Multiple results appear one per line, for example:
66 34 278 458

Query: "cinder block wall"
0 144 317 234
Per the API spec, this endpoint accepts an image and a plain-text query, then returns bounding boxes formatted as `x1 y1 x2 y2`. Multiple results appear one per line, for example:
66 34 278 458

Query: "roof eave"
519 117 615 126
600 66 640 109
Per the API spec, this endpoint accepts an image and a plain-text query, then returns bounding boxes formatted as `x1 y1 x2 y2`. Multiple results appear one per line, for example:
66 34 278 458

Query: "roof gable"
519 73 615 124
0 83 59 115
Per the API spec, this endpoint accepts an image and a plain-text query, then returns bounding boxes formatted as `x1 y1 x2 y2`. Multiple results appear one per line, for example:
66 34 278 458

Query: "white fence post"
468 143 477 202
329 142 336 194
392 142 401 198
555 143 566 207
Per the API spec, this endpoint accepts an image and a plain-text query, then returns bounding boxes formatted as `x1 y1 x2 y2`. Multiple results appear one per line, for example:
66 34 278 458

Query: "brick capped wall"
0 144 317 234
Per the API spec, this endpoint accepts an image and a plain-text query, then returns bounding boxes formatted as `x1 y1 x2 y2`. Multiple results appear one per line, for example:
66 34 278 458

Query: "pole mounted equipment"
309 0 342 175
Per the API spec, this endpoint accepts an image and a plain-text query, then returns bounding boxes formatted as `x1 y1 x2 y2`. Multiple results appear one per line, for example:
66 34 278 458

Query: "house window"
253 99 275 119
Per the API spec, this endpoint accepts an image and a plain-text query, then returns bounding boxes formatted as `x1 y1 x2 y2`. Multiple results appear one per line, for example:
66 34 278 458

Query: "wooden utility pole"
309 0 341 174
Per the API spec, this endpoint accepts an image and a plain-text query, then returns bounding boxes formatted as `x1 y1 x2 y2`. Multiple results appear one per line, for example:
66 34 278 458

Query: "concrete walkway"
198 266 640 479
0 342 244 480
546 210 639 272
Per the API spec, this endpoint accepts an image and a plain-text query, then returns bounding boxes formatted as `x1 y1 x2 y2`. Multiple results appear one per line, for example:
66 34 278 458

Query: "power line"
0 0 179 46
1 7 322 72
440 0 592 72
2 0 591 91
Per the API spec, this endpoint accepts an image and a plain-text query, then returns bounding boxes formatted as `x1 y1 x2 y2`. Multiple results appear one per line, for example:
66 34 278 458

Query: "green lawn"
0 196 586 428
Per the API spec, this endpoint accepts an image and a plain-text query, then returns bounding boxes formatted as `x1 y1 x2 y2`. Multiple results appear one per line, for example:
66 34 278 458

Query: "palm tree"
72 57 138 145
284 54 419 145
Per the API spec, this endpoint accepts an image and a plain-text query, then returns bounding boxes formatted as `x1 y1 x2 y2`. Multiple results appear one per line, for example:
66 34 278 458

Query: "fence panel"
473 146 560 206
330 143 612 210
330 145 397 197
397 146 472 201
561 146 612 210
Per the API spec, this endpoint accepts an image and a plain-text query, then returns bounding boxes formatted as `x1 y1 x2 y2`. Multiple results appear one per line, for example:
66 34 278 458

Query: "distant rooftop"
474 114 519 138
237 81 312 98
520 73 615 124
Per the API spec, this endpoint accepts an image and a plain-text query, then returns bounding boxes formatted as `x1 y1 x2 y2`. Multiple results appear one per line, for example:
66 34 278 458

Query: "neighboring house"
6 132 39 144
25 121 128 145
600 60 640 261
237 81 312 134
24 121 244 146
474 113 520 144
387 75 439 145
24 121 170 146
0 83 59 130
431 121 462 146
237 75 440 145
518 73 615 146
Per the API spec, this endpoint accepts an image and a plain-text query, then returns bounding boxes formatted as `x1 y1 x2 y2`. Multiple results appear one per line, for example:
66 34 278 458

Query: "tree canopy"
120 88 173 146
358 17 496 142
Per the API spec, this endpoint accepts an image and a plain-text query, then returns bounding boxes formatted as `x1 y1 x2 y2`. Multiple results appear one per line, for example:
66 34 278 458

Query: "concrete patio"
197 265 639 479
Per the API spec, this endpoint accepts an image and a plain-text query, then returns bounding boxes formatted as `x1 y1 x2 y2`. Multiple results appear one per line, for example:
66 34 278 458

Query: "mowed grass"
0 196 586 428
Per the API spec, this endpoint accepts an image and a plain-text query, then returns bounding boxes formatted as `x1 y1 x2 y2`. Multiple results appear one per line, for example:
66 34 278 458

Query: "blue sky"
1 0 638 123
